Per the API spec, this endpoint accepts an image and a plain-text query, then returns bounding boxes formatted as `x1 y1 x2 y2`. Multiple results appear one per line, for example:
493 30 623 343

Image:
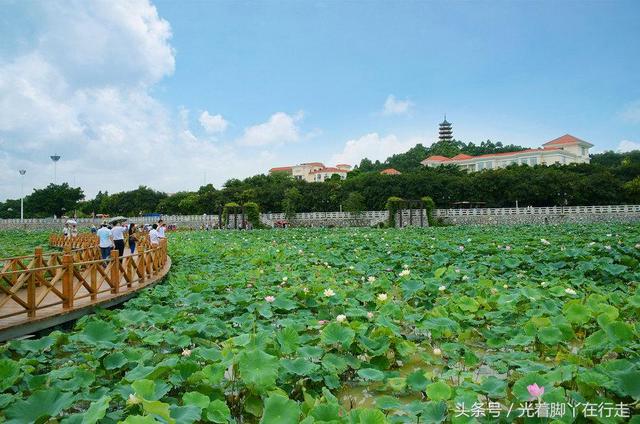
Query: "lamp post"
50 154 61 184
19 169 26 222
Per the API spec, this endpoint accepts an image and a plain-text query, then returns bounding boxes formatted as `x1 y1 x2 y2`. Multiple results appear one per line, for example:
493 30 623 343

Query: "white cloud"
617 140 640 152
620 101 640 123
330 133 418 166
237 111 304 146
0 0 280 200
199 111 228 134
382 95 413 116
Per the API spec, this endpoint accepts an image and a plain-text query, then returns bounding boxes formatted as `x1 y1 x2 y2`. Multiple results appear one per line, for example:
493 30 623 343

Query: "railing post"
110 250 120 293
62 253 73 309
90 262 97 301
139 247 146 285
34 246 43 287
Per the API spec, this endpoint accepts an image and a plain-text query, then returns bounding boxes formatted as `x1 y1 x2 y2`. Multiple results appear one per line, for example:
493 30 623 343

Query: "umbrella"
108 216 128 224
66 219 77 225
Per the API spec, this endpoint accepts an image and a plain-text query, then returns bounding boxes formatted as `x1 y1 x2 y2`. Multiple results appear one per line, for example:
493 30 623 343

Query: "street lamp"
19 169 26 222
50 154 61 184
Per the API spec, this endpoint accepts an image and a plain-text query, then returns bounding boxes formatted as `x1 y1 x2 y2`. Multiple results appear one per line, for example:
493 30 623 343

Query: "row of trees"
1 148 639 219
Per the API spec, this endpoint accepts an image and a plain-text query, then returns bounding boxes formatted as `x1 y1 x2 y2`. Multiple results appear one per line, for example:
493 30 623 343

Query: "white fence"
1 205 639 228
433 204 640 217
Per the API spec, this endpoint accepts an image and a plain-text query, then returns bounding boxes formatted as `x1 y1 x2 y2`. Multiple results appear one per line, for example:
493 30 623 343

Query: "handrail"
0 238 168 321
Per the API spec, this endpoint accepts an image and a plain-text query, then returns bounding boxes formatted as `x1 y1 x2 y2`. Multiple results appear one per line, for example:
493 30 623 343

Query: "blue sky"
1 0 639 199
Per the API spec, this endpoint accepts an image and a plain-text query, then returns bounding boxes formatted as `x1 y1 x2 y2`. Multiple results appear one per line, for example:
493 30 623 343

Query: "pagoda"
438 115 453 142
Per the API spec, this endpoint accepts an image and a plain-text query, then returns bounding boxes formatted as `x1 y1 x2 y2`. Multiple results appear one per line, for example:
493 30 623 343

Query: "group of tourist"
78 219 167 260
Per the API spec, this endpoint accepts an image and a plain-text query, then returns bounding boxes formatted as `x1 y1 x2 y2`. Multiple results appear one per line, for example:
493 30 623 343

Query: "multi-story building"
269 162 352 182
422 134 593 171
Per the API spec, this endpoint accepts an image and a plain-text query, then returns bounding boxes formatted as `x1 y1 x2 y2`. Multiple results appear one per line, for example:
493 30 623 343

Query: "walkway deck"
0 235 171 341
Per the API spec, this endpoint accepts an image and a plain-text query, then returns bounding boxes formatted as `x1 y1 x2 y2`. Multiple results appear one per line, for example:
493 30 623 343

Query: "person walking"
157 219 166 240
70 224 78 238
97 223 112 261
63 224 69 238
149 223 160 248
128 223 138 254
111 221 127 257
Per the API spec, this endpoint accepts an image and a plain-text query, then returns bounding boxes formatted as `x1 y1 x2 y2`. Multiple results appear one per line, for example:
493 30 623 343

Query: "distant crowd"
63 219 167 260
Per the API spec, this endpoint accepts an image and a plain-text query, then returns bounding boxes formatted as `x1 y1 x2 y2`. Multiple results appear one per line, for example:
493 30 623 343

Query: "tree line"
1 144 639 219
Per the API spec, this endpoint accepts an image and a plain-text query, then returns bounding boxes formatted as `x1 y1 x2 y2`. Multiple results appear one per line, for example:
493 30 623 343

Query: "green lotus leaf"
205 399 231 423
132 379 170 401
142 400 175 424
603 321 635 344
357 368 386 381
78 321 118 345
182 391 210 409
321 323 355 349
120 416 159 424
281 358 319 376
170 405 201 424
277 328 300 354
238 349 279 393
5 388 75 424
349 408 388 424
421 401 447 423
60 396 110 424
260 395 300 424
537 326 563 345
103 352 128 370
310 403 341 420
426 381 452 401
406 370 430 392
0 359 20 391
376 395 403 410
563 301 591 325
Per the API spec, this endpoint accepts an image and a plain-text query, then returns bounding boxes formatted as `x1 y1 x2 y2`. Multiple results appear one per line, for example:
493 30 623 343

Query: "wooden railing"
0 238 168 321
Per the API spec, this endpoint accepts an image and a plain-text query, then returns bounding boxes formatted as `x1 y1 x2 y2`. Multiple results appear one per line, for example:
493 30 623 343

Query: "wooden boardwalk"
0 234 171 341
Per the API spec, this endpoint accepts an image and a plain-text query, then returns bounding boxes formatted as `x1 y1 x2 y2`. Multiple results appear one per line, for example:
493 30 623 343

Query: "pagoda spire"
438 115 453 142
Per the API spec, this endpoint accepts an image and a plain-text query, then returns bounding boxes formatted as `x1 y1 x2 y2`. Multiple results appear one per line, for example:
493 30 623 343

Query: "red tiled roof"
336 164 351 167
269 166 293 172
380 168 401 175
309 167 349 174
543 134 591 146
452 154 474 160
424 155 452 162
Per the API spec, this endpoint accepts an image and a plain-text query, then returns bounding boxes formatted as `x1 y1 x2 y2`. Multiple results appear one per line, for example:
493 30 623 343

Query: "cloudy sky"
1 0 639 200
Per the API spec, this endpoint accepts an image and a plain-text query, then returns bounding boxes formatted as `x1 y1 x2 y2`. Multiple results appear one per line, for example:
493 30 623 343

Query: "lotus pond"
1 224 639 423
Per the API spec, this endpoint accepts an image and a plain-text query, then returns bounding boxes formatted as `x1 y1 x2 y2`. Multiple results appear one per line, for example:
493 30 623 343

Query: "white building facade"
269 163 352 182
421 134 593 171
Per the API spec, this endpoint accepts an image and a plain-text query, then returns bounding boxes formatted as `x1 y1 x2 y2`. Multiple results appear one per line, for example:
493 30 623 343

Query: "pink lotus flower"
264 295 275 303
318 320 327 325
527 383 545 398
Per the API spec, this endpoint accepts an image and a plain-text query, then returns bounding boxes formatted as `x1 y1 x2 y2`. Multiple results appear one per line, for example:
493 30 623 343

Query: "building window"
581 147 587 156
530 157 537 165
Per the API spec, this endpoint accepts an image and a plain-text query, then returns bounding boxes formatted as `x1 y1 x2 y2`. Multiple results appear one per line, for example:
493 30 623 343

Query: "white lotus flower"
128 393 142 405
282 276 288 282
462 275 469 281
503 284 509 289
540 239 550 245
336 314 347 323
433 348 442 356
540 281 548 287
438 285 446 292
367 276 376 283
565 288 577 295
324 289 335 297
367 312 374 319
458 245 465 251
399 269 410 277
265 295 275 303
506 245 512 251
181 348 192 357
377 293 388 301
302 287 309 293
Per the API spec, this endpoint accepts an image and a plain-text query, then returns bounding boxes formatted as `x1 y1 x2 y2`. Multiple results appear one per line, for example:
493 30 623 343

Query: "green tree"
282 187 302 219
343 192 366 214
25 183 84 217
